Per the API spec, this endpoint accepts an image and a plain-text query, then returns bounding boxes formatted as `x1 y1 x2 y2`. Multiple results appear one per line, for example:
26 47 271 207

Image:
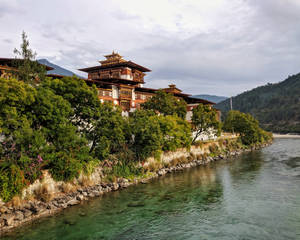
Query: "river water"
3 138 300 240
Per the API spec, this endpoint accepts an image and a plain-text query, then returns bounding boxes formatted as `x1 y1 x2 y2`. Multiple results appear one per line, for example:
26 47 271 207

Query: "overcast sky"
1 0 300 96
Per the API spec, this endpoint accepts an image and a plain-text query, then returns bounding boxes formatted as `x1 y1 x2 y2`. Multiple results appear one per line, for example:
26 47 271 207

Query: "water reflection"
285 157 300 168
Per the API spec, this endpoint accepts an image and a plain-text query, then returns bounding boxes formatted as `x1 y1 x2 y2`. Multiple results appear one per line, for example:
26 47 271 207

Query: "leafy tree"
127 110 162 161
142 90 187 119
13 31 46 83
30 87 72 135
0 76 95 190
223 110 272 145
191 104 221 143
0 77 36 135
42 77 126 159
87 103 126 160
158 115 192 151
0 77 48 186
46 123 94 181
41 76 100 135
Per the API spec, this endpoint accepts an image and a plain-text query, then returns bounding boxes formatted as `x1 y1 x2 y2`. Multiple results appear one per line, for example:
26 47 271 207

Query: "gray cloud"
1 0 300 96
2 38 13 44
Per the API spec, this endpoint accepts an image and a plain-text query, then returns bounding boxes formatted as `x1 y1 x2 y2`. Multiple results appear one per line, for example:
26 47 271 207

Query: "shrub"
0 164 26 202
34 184 53 202
145 160 163 172
110 147 143 178
47 151 83 182
208 143 219 153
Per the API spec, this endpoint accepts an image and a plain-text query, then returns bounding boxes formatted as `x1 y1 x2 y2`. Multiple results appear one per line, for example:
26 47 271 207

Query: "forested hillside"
216 73 300 133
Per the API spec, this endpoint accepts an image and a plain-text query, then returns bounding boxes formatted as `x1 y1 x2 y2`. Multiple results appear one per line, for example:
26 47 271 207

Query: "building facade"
79 52 216 118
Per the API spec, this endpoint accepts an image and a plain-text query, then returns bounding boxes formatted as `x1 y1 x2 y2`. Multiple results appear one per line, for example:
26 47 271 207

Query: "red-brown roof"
78 61 151 73
85 78 143 86
183 96 215 105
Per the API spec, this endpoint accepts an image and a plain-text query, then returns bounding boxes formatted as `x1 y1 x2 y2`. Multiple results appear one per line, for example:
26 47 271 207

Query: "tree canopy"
141 90 187 119
223 110 272 145
13 31 46 83
191 104 221 143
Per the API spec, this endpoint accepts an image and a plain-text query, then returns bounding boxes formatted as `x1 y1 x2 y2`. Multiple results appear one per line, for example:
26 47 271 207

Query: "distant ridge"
37 59 83 78
216 73 300 134
192 94 228 104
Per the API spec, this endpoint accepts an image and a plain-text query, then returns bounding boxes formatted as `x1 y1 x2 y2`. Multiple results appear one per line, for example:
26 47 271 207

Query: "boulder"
3 214 14 226
0 206 10 214
157 169 166 176
14 211 24 221
76 195 84 201
112 183 119 191
23 209 32 218
67 199 80 206
82 192 88 197
88 193 95 198
31 204 43 214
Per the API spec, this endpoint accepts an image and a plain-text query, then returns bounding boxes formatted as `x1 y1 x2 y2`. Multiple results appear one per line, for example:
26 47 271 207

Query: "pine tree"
13 31 46 83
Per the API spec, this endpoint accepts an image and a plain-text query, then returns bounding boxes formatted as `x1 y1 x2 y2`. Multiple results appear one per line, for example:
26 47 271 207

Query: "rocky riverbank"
0 139 271 235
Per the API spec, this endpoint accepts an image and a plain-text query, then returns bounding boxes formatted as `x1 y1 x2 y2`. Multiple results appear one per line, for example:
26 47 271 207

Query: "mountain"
193 94 228 104
216 73 300 134
37 59 83 78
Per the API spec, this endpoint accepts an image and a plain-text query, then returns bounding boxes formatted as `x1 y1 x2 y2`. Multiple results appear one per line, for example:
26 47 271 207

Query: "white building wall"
186 111 193 121
112 85 119 99
192 128 218 141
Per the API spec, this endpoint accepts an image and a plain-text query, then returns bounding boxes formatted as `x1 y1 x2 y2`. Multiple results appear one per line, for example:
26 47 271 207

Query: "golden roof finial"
100 51 126 66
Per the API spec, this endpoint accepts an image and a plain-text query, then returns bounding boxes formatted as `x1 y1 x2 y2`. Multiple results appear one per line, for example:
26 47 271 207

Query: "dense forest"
216 73 300 133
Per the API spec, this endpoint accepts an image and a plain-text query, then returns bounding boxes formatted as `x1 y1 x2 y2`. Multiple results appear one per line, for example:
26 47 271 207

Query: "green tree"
13 31 46 83
191 104 221 143
87 103 126 160
30 87 72 135
223 110 271 145
127 110 162 161
41 76 100 135
46 123 94 181
158 115 192 151
0 77 36 133
42 77 126 159
0 76 94 188
142 90 187 119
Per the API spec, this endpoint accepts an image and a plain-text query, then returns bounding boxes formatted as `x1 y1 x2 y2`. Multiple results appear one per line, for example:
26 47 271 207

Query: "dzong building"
78 52 217 120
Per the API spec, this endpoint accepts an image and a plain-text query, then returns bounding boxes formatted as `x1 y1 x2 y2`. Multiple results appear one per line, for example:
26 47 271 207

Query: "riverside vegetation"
216 73 300 134
0 33 272 231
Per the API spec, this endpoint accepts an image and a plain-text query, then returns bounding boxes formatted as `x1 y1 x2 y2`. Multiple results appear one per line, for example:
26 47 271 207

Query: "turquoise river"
2 138 300 240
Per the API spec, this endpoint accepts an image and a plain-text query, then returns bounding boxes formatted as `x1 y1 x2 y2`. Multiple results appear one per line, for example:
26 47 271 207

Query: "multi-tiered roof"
79 52 150 86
